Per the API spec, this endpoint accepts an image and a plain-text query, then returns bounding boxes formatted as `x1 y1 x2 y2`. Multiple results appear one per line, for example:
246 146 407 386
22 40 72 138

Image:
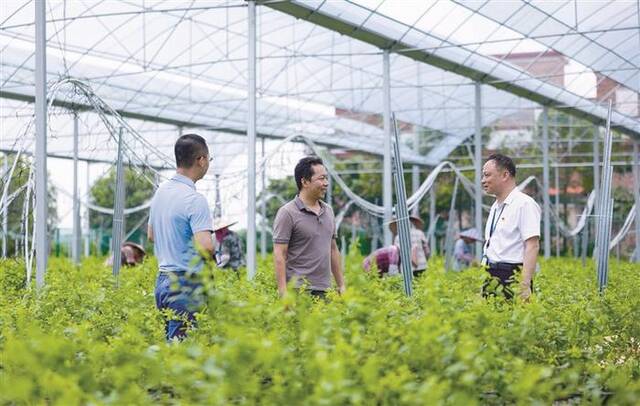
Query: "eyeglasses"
198 155 213 163
311 175 329 182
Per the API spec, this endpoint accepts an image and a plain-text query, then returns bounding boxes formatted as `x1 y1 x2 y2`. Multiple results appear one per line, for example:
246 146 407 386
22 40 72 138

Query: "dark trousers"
482 264 530 300
294 289 328 301
155 271 204 341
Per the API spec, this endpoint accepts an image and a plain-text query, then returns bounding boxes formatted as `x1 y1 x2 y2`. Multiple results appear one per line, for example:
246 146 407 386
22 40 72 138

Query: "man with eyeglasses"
148 133 214 340
273 156 345 299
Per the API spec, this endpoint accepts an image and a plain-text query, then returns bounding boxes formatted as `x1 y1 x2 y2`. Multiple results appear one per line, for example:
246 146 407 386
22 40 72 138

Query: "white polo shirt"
483 187 541 264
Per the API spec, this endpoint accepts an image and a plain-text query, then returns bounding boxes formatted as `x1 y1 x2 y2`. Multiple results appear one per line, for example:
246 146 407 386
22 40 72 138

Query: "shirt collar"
494 186 518 208
503 186 519 205
295 195 325 215
171 173 196 190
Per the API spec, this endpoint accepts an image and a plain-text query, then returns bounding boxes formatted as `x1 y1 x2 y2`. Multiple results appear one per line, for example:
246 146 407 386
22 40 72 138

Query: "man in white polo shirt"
481 153 541 300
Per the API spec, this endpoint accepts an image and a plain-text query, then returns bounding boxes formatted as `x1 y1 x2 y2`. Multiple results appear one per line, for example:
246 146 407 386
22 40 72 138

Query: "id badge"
480 256 488 267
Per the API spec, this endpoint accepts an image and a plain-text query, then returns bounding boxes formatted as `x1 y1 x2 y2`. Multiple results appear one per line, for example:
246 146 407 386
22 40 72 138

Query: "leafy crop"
1 253 639 405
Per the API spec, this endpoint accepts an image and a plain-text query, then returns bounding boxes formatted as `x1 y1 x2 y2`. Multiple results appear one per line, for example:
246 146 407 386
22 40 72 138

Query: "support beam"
411 62 421 217
111 127 126 281
554 116 561 257
474 82 483 260
429 185 436 255
35 0 48 289
72 112 81 264
542 107 551 259
382 50 392 246
2 154 7 258
214 174 221 219
592 126 600 257
633 140 640 262
84 161 90 257
246 0 257 279
595 101 614 292
260 137 267 259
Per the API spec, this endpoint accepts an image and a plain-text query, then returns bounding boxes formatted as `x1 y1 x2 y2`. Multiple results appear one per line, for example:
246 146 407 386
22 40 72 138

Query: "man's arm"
331 239 345 294
521 236 540 300
194 230 215 260
273 243 288 297
147 224 153 242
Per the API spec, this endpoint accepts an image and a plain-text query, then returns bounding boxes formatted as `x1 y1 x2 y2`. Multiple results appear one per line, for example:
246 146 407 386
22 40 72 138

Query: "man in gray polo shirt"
148 133 214 340
273 156 345 298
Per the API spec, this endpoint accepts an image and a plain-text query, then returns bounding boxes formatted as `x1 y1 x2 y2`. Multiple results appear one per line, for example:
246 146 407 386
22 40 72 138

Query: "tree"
89 167 155 247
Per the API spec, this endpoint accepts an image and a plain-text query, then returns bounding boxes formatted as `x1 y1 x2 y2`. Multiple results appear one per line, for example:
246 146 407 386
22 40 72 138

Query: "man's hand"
330 239 345 292
521 236 539 302
519 282 532 302
273 243 288 298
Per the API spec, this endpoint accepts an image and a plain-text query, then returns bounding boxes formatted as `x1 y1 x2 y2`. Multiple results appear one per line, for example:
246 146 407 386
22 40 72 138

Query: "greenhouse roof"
1 0 639 169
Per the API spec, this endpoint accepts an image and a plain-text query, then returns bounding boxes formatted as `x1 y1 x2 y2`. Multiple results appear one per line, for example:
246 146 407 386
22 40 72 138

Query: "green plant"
1 256 638 404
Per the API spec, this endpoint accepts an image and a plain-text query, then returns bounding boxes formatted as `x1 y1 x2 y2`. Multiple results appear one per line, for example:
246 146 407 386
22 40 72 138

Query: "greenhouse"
1 0 639 404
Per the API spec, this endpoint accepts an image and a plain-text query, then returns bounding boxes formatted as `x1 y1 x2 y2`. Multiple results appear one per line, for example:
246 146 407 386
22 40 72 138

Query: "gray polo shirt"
272 196 336 291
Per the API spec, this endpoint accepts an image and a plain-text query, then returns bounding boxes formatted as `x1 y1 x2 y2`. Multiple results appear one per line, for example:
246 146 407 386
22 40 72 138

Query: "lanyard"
485 203 506 250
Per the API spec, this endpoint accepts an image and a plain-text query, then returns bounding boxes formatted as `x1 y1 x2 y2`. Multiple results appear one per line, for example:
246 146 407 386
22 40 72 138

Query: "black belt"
487 262 522 272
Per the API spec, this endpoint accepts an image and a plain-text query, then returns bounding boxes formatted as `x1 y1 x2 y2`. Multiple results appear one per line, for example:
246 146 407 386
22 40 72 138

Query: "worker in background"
389 215 430 277
363 245 401 277
213 217 244 271
453 228 482 271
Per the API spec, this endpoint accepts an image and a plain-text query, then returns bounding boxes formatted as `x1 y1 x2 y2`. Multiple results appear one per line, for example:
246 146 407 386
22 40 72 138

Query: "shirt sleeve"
273 208 293 244
519 198 541 241
189 194 213 233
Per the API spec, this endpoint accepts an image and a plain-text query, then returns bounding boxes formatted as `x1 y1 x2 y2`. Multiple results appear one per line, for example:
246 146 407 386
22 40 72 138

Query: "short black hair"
175 133 209 169
294 156 324 190
486 153 516 178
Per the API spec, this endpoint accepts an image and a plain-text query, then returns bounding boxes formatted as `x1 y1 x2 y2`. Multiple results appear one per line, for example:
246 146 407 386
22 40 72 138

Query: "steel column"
595 101 614 292
633 140 640 262
554 118 561 257
391 114 413 296
542 106 551 258
412 62 421 217
260 137 267 258
72 112 81 264
111 128 126 282
474 82 483 260
2 154 7 257
592 126 600 258
429 185 436 254
382 50 392 246
35 0 48 289
84 161 90 257
246 0 257 279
